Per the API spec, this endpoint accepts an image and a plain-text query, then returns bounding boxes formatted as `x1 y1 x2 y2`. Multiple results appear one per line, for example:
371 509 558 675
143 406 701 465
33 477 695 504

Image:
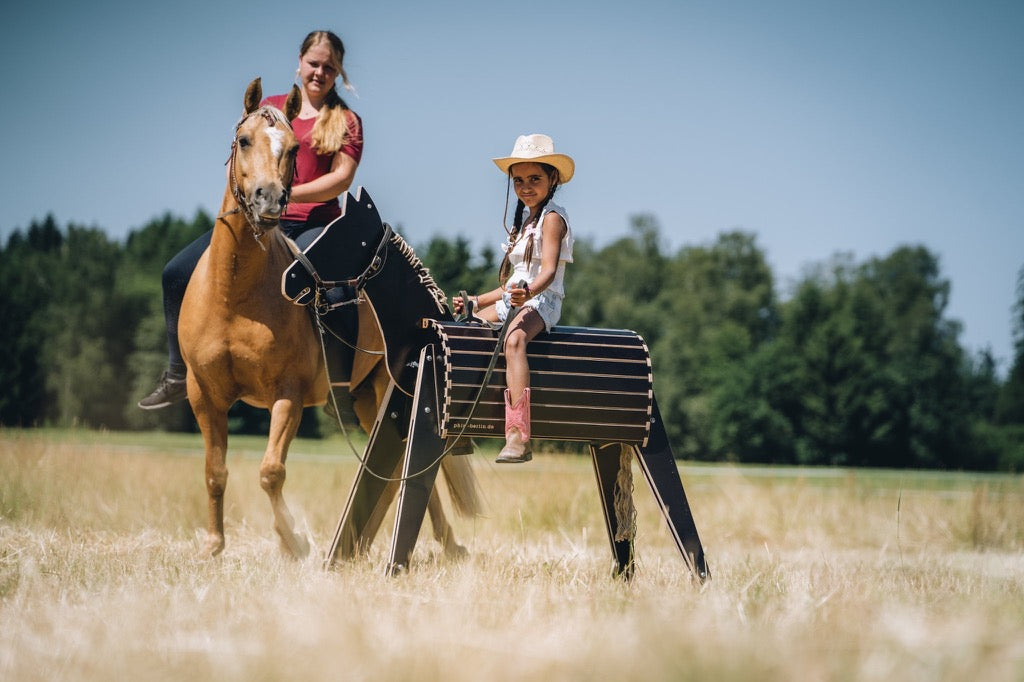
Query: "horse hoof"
200 534 225 558
280 534 311 560
445 543 470 561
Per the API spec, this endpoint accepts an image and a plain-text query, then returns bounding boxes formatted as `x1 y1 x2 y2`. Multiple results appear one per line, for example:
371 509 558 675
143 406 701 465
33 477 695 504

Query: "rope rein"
316 280 523 484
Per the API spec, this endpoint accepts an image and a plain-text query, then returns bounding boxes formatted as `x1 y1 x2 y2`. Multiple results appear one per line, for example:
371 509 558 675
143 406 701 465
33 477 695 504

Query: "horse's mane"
387 230 450 318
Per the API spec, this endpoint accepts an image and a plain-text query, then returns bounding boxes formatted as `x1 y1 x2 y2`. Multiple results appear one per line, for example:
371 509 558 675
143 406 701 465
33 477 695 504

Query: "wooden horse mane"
384 229 451 321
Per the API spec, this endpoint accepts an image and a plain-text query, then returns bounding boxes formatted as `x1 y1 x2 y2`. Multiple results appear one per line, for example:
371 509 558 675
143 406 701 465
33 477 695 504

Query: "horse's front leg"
262 396 310 559
191 395 230 558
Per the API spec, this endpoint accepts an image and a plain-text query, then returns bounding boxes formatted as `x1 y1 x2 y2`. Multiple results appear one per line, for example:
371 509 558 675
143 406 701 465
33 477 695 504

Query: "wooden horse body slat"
424 320 654 444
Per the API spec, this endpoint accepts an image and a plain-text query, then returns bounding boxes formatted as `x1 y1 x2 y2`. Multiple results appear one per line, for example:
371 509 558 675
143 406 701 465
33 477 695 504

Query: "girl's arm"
287 150 359 203
506 211 566 307
454 211 566 313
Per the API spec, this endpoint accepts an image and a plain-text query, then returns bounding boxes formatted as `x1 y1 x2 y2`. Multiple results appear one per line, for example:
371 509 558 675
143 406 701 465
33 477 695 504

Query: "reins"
448 284 525 440
290 222 393 302
282 232 387 357
288 212 525 484
317 276 524 484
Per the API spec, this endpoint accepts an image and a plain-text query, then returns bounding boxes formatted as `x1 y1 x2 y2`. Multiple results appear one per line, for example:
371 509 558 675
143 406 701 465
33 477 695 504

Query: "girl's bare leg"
504 310 545 401
496 309 545 463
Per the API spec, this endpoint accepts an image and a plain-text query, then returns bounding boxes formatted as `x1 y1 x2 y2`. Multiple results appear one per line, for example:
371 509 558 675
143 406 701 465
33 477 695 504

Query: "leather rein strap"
287 222 392 313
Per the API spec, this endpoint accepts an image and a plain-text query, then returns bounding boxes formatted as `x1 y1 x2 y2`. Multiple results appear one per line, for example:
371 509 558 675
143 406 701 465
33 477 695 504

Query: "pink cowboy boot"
496 388 532 463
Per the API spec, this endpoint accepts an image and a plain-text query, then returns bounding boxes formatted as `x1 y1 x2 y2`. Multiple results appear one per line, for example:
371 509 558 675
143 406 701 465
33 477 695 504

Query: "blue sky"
2 1 1021 370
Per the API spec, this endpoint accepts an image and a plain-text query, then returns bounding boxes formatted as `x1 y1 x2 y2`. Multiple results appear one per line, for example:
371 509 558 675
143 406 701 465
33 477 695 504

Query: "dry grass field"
1 428 1023 681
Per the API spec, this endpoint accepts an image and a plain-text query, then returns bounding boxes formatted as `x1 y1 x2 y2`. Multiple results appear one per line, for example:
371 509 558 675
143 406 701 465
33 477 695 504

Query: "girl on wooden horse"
453 134 575 463
140 29 363 409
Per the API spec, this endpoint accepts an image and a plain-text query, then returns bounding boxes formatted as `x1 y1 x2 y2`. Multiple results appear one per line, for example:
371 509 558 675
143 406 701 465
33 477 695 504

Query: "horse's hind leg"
427 486 468 559
428 455 483 558
261 396 311 559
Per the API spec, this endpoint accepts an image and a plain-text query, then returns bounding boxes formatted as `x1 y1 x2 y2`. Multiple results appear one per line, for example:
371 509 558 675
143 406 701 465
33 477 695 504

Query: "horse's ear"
284 85 301 121
244 77 263 114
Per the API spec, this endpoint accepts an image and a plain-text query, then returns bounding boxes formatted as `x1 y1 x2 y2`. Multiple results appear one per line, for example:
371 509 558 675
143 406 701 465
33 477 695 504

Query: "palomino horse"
178 79 479 559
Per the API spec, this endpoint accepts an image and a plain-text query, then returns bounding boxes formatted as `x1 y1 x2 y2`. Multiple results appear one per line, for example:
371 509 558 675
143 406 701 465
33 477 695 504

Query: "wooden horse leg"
326 378 408 565
388 345 445 573
332 360 476 565
260 395 310 559
634 396 710 582
589 442 635 578
327 445 463 562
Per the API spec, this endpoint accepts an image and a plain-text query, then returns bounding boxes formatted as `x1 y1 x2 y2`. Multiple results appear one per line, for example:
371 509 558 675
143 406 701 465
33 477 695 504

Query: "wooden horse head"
225 78 301 232
282 188 455 394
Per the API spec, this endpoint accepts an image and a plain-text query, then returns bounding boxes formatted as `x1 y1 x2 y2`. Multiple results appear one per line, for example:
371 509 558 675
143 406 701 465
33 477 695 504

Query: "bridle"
218 108 295 248
289 221 392 315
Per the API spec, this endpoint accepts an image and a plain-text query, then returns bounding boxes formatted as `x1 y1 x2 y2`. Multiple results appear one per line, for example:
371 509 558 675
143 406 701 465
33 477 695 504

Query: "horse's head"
227 78 301 231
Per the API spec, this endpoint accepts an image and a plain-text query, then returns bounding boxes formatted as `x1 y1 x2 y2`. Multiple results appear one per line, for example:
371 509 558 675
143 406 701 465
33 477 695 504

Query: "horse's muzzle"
251 184 288 220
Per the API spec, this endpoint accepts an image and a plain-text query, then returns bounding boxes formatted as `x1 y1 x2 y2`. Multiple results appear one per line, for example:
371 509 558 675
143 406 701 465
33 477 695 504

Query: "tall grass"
1 429 1022 681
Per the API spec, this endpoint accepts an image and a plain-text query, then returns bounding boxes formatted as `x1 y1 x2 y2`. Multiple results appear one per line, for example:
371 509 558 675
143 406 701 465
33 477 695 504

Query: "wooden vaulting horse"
283 188 709 581
178 79 479 559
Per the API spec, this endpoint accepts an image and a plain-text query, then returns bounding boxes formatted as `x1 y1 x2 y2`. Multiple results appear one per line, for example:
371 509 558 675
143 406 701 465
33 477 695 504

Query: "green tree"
38 225 151 427
750 246 982 468
563 220 778 460
561 215 668 340
123 211 211 431
0 216 64 425
997 264 1024 425
651 230 777 458
418 235 496 302
773 256 898 466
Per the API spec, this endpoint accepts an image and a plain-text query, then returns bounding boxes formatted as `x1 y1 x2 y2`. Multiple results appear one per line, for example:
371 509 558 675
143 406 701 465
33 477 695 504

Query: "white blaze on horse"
178 79 480 559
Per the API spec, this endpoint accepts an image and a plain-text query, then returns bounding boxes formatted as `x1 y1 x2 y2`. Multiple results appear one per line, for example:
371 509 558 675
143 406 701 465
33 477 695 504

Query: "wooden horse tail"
439 456 483 517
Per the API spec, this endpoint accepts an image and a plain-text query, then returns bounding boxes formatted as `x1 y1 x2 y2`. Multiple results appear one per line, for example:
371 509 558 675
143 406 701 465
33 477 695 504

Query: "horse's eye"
238 136 251 148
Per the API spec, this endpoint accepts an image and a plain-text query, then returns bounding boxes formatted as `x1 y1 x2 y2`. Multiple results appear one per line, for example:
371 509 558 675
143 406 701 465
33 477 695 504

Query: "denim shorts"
495 291 562 331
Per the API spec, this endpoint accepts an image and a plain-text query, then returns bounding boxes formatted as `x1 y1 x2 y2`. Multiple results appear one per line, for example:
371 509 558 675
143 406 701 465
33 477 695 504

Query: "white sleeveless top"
501 201 573 298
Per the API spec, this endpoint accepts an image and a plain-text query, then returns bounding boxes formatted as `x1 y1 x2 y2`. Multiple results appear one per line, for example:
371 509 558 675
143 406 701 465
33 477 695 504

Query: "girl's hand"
452 295 475 314
507 282 531 307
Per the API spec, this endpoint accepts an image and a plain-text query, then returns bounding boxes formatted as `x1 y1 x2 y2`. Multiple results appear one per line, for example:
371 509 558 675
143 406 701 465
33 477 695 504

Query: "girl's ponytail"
309 89 352 154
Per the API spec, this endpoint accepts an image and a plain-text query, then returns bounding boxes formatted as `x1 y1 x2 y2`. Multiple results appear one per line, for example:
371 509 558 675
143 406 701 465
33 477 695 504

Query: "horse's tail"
439 455 484 518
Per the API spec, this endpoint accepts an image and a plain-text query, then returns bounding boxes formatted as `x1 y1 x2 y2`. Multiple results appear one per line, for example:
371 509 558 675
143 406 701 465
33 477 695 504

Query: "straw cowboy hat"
492 133 575 184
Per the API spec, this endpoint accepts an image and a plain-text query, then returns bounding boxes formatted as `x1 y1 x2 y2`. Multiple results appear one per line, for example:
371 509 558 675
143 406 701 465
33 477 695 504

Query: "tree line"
2 212 1022 470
